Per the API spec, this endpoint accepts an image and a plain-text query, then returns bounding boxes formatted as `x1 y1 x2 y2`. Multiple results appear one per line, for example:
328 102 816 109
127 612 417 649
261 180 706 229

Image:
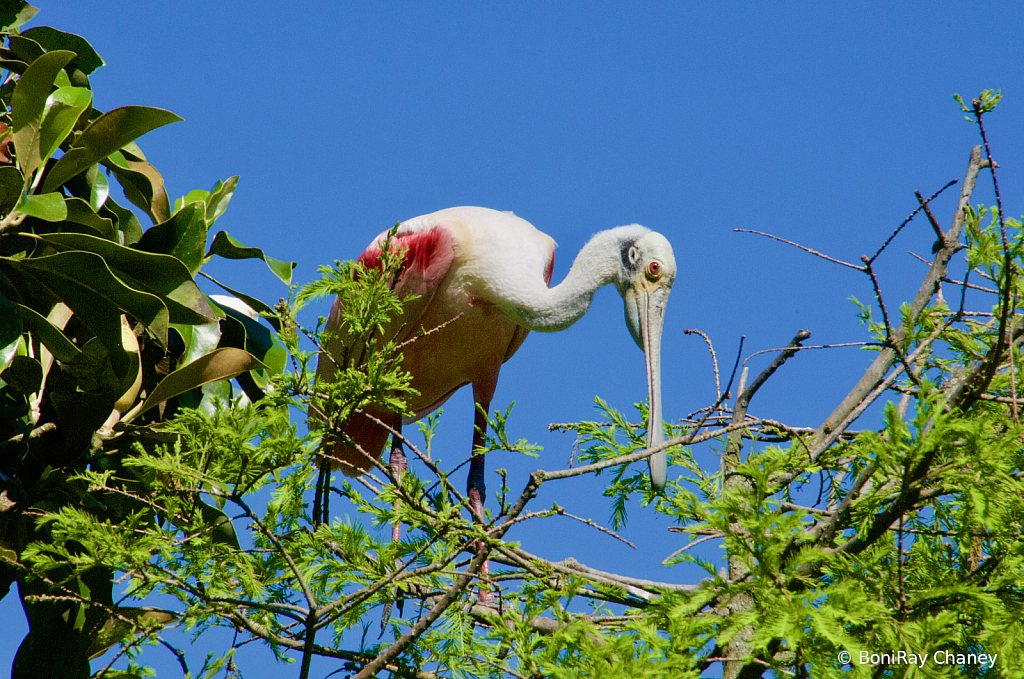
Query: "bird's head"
618 231 676 490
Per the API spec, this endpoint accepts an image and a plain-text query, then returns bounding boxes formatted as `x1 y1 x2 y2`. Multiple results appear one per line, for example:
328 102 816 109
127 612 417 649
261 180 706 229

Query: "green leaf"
63 197 115 239
22 26 105 75
0 291 22 365
0 251 170 368
5 34 43 66
203 274 281 332
13 302 80 363
0 1 38 31
173 320 221 366
100 195 143 246
105 155 171 225
14 192 67 221
84 163 109 211
200 502 241 549
131 347 268 419
205 175 238 225
38 85 92 170
38 232 216 325
11 50 76 183
210 296 287 389
135 202 208 275
2 354 41 394
43 106 183 193
0 166 23 215
85 607 176 661
207 230 295 285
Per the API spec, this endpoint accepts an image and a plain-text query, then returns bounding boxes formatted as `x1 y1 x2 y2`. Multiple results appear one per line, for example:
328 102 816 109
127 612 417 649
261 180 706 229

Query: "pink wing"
316 226 456 474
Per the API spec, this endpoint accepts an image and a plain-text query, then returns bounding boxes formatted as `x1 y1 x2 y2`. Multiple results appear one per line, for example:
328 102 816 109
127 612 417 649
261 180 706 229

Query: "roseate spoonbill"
316 206 675 582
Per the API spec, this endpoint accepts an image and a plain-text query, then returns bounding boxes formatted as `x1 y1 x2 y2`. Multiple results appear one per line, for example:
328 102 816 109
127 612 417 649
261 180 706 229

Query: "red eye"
647 261 662 279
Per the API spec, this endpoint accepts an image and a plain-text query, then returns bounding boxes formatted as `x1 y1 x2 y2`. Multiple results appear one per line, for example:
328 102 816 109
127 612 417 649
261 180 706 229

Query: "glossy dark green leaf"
213 297 287 378
105 155 171 224
200 502 241 549
38 85 92 168
12 627 90 679
11 50 76 182
135 202 208 275
22 26 105 75
2 354 41 394
0 251 169 362
100 195 143 245
13 302 80 363
85 607 176 661
0 1 38 31
205 175 238 225
132 347 268 418
0 165 24 213
5 34 43 65
84 163 109 211
0 58 27 75
173 320 221 366
0 290 20 355
39 232 216 325
206 230 294 285
203 273 281 331
63 197 115 239
14 192 67 221
43 106 182 193
174 188 208 213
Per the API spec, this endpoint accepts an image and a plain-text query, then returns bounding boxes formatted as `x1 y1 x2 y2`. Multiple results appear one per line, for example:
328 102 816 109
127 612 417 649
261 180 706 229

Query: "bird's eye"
647 260 662 280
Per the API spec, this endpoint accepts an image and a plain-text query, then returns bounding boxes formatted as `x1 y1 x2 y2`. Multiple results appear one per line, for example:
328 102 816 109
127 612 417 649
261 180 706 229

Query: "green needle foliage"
3 8 1024 679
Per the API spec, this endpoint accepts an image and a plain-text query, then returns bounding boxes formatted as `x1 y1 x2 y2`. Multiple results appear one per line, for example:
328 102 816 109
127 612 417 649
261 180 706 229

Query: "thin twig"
868 178 958 263
907 251 998 293
734 229 863 270
684 328 721 398
742 341 878 365
915 190 945 241
661 533 721 566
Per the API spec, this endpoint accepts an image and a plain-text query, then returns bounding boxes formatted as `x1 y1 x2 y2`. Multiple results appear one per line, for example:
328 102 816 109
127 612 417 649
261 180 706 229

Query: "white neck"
506 226 648 332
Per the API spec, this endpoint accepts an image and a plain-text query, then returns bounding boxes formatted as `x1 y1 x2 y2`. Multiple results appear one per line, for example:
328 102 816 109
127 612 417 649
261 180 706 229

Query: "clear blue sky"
4 1 1023 675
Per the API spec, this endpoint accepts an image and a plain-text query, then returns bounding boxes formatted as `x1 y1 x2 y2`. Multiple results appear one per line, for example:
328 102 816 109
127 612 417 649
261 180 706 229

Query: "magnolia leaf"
0 1 38 31
39 232 216 325
0 251 169 367
22 26 105 75
86 607 176 661
63 197 115 239
205 175 238 225
0 291 21 353
135 202 208 275
11 50 75 183
203 274 281 332
173 320 221 367
0 166 23 214
13 302 80 363
14 192 67 221
207 230 295 285
100 195 143 246
43 106 182 193
37 85 92 171
104 155 171 224
131 347 268 419
5 34 42 66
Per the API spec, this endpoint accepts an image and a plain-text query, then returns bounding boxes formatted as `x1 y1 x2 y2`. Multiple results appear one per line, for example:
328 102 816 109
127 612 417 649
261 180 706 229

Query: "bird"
316 206 676 594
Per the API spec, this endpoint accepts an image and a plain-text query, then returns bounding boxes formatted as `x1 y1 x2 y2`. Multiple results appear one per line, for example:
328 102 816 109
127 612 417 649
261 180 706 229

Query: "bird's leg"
469 386 494 604
381 414 407 636
389 414 407 543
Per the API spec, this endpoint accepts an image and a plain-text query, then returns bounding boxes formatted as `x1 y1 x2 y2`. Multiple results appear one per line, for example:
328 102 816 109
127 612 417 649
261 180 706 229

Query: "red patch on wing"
358 227 447 272
543 250 555 287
